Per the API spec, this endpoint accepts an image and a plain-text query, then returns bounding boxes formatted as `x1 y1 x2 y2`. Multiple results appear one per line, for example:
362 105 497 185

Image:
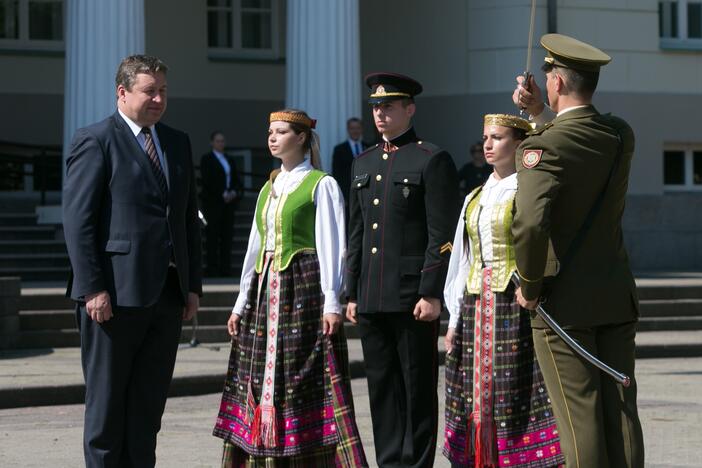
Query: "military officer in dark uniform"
512 34 645 467
345 72 459 468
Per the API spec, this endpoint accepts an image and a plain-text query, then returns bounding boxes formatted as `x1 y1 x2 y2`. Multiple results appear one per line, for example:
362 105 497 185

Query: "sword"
511 273 631 388
519 0 537 117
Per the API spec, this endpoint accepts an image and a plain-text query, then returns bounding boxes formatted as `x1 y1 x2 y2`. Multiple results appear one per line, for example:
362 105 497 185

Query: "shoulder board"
356 143 380 159
527 121 553 136
415 140 441 155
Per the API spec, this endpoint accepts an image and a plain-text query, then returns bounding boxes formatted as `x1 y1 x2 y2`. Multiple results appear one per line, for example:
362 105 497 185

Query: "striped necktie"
142 127 168 195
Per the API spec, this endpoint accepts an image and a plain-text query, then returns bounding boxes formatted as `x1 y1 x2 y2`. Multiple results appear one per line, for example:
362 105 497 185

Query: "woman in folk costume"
443 114 564 468
213 109 367 467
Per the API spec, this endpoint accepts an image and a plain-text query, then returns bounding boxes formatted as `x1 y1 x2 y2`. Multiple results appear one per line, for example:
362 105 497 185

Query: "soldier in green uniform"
345 72 460 468
511 34 645 468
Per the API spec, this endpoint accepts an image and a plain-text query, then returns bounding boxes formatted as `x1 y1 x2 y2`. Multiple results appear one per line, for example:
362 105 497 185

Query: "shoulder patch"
522 149 542 169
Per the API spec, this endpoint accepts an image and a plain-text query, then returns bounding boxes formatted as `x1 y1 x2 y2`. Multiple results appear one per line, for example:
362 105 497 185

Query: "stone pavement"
1 352 701 466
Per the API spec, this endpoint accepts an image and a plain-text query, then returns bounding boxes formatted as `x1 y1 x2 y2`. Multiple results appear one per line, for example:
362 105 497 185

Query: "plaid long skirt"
444 268 564 468
213 253 367 468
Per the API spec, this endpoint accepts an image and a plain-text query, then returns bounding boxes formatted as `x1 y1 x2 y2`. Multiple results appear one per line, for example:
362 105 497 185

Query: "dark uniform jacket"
512 105 638 328
346 127 459 313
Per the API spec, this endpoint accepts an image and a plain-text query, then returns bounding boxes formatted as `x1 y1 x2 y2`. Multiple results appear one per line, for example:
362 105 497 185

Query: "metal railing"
0 140 62 205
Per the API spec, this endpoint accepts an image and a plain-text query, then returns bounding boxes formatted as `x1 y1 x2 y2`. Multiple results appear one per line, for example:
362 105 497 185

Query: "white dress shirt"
233 158 346 316
117 109 169 187
444 172 518 328
348 138 363 157
212 150 232 190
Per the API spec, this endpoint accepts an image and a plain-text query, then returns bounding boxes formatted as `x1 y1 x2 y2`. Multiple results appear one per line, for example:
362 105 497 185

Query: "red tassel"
470 412 497 468
259 405 278 448
250 404 262 445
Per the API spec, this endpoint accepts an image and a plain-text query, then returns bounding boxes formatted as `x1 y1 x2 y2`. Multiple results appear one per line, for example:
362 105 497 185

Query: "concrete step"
635 280 702 300
635 330 702 358
0 226 56 240
0 266 70 281
0 252 70 269
639 299 702 317
0 240 67 254
0 212 38 226
637 315 702 331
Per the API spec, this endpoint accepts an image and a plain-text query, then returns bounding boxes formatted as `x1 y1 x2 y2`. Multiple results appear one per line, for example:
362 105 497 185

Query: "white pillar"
286 0 361 172
63 0 145 167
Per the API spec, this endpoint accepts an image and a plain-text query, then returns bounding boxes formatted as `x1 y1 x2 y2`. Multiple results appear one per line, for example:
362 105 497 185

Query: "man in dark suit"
200 131 243 277
63 55 202 467
345 73 459 468
331 117 367 213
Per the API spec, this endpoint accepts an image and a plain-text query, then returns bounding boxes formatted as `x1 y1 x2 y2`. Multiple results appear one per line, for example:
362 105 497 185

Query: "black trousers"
204 203 235 276
358 313 439 468
77 269 184 468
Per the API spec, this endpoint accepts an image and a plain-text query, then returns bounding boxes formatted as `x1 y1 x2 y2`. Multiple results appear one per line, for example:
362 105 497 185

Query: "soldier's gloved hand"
413 297 441 321
513 74 545 117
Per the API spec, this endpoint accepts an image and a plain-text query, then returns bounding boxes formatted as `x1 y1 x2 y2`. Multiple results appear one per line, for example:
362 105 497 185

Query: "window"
663 146 702 191
659 1 702 49
207 0 281 60
0 0 63 51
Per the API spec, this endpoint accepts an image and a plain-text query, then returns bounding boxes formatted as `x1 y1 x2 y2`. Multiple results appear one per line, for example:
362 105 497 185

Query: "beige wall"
145 0 286 101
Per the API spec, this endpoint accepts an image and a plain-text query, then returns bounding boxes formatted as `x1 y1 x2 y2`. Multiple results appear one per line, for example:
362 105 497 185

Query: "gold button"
376 174 382 181
371 247 378 254
373 198 379 206
418 140 423 144
372 223 378 230
382 153 388 160
356 182 362 187
403 178 408 183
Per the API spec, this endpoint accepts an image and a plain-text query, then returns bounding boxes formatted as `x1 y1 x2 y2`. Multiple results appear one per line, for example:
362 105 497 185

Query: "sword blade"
511 273 631 387
526 0 537 73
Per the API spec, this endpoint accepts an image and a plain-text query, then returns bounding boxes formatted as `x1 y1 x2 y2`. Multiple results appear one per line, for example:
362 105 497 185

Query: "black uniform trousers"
204 201 235 276
532 321 645 468
358 312 439 468
77 268 184 468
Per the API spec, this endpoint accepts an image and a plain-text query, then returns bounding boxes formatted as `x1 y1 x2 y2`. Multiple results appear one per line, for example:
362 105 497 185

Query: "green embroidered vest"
465 186 517 293
255 170 326 273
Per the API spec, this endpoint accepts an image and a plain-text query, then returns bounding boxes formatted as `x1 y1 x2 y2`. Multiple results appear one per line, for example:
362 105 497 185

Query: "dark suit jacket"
63 111 203 307
199 151 244 210
513 105 638 327
332 140 368 204
346 128 460 313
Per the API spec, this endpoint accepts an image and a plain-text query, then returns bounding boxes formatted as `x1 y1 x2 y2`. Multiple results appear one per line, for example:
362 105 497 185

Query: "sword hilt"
519 71 532 118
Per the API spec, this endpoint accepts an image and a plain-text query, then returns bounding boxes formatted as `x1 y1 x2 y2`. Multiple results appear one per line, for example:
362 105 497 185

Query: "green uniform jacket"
512 105 639 328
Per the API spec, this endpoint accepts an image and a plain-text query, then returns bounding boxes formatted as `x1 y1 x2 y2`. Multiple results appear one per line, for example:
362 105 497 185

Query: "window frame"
206 0 282 61
659 0 702 50
663 144 702 192
0 0 65 52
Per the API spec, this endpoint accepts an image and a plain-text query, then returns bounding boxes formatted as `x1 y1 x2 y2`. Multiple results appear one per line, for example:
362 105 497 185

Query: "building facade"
1 0 701 269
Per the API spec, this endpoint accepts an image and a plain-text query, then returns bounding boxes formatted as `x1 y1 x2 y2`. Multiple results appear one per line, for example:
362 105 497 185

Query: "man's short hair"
115 55 168 91
210 130 224 141
347 117 362 127
542 63 599 97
